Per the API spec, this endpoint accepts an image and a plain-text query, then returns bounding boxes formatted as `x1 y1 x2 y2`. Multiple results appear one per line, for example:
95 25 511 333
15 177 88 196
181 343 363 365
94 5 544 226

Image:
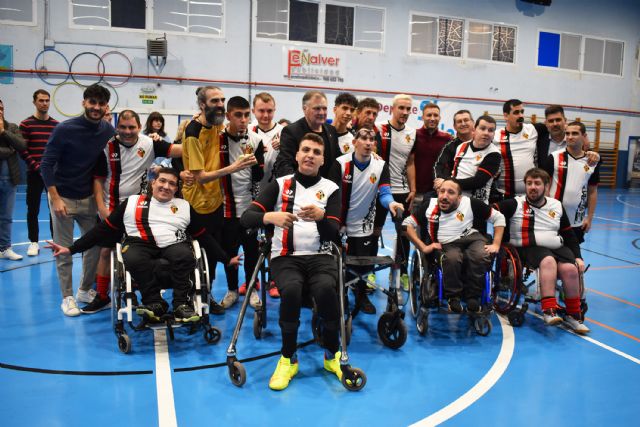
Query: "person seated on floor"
241 133 344 391
493 168 589 334
403 178 505 313
329 127 404 314
47 168 240 323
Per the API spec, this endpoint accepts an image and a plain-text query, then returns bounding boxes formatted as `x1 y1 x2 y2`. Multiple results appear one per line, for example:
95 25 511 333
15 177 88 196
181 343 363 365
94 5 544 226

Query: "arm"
583 185 597 232
192 156 257 184
93 178 109 219
0 121 27 152
456 153 501 191
60 200 127 255
239 181 292 229
406 152 416 206
559 209 581 259
434 139 458 182
403 214 441 254
18 122 39 171
273 125 298 178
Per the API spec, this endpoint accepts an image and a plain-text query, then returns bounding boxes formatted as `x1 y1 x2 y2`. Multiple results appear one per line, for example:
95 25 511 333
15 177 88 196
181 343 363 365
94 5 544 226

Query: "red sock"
565 297 581 317
541 296 557 311
96 275 110 299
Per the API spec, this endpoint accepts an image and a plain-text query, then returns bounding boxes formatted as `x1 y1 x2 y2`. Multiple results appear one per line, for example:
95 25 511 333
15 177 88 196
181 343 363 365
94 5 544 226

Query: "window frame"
465 17 518 66
252 0 385 53
0 0 37 26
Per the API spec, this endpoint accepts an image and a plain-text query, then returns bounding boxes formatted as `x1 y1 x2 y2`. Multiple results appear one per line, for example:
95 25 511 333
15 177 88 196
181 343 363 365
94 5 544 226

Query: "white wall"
1 0 639 180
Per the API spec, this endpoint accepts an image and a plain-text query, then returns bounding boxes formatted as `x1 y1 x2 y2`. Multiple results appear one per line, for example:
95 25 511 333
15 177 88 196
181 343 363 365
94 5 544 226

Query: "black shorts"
517 245 576 269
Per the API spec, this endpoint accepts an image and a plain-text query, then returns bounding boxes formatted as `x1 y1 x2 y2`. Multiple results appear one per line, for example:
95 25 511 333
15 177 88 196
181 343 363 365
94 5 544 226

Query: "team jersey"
122 194 192 248
336 129 355 155
336 153 390 237
377 122 416 194
252 123 283 188
493 123 538 198
94 134 173 211
546 150 599 227
451 142 501 204
404 196 505 244
219 130 265 218
547 139 566 157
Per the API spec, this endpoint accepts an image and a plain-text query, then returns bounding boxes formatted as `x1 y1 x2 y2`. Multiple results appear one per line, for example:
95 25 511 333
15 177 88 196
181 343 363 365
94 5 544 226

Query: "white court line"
615 195 640 209
411 315 515 427
12 220 50 222
154 329 178 427
594 216 640 227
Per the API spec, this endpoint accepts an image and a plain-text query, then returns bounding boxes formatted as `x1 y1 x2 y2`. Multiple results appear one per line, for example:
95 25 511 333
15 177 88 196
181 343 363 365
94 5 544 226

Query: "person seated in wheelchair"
48 168 240 323
493 168 589 333
241 133 345 391
328 127 404 315
403 178 505 313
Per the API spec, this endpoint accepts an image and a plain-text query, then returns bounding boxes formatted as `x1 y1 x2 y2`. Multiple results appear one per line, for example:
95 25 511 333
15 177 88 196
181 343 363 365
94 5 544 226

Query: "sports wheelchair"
110 240 221 354
491 243 588 327
408 247 494 336
225 236 367 391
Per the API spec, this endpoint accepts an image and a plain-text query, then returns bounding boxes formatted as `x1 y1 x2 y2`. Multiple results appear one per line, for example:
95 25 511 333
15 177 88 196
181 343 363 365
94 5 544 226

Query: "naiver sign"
284 47 345 83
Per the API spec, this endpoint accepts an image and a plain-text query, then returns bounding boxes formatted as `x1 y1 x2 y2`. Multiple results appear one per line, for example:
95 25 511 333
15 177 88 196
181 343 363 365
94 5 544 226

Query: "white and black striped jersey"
404 196 505 244
335 153 390 237
493 123 538 198
377 122 416 194
336 129 355 155
547 139 566 157
545 150 599 227
451 142 501 204
219 130 265 218
252 123 283 188
94 134 173 211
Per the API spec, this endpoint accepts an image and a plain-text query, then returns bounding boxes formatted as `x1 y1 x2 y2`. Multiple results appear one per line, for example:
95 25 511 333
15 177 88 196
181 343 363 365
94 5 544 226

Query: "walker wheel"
377 312 408 349
229 361 246 387
341 367 367 391
253 311 263 340
507 311 525 327
204 326 221 344
474 316 492 336
416 307 428 336
118 334 131 354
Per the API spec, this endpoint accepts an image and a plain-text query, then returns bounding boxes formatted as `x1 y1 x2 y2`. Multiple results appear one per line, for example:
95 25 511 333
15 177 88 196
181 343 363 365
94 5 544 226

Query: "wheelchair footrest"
345 255 394 267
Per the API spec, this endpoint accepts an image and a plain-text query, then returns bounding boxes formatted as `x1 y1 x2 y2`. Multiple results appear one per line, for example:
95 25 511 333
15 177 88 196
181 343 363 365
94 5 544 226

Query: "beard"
84 106 105 121
204 105 225 126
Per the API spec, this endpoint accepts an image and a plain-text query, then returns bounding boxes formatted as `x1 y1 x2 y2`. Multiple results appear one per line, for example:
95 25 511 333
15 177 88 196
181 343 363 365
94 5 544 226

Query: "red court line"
587 287 640 309
585 317 640 344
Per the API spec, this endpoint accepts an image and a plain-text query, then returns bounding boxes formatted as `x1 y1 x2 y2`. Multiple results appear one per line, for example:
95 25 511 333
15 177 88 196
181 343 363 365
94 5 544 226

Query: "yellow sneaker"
366 273 376 287
323 352 343 381
401 273 410 291
269 356 299 390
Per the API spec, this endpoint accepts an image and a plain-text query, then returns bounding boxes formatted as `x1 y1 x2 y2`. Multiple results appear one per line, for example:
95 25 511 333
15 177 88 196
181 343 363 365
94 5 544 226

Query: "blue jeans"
0 177 17 250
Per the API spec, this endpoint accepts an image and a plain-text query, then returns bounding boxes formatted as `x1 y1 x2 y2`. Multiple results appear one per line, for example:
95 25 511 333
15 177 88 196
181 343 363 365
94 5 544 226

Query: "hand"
433 178 444 190
180 170 195 186
45 240 70 257
484 243 500 255
51 196 68 218
576 258 586 273
271 134 281 151
406 191 416 211
585 150 600 167
298 204 325 221
232 154 258 172
581 217 592 233
0 112 4 133
421 242 441 254
227 253 244 269
265 212 298 229
388 201 404 219
148 132 162 142
98 206 110 220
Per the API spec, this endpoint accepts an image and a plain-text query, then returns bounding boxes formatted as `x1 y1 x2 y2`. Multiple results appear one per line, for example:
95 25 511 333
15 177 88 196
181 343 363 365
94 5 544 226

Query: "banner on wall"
283 47 345 83
0 45 14 84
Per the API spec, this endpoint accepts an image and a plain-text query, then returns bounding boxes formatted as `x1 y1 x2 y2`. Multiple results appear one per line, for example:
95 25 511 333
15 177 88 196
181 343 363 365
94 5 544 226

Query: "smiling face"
252 98 275 128
333 103 356 128
295 138 324 176
391 98 412 127
152 172 179 203
116 116 141 145
422 107 441 132
473 119 496 148
453 112 473 141
82 97 108 122
545 112 566 141
504 103 525 133
357 107 379 129
525 176 546 205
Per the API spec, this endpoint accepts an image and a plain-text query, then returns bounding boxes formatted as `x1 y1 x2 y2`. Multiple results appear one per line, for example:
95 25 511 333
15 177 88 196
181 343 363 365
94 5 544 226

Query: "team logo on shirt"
316 190 325 200
456 211 464 221
170 204 178 214
475 154 482 161
343 144 350 152
282 189 294 201
343 174 352 184
369 173 377 183
523 133 529 139
137 147 146 158
548 210 557 219
405 135 412 143
242 144 254 155
584 165 590 172
559 160 567 167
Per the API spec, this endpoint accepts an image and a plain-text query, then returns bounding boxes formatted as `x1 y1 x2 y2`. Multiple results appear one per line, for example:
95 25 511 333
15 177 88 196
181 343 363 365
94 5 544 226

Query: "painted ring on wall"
70 52 106 87
100 51 133 87
34 48 70 86
53 81 119 117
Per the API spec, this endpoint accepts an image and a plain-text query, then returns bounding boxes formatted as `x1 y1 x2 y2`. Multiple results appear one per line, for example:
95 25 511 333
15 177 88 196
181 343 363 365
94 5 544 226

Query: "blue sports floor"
1 188 639 426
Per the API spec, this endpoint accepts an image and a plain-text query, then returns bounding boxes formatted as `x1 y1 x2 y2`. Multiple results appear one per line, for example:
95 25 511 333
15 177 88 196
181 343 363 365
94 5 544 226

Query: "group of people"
0 84 599 390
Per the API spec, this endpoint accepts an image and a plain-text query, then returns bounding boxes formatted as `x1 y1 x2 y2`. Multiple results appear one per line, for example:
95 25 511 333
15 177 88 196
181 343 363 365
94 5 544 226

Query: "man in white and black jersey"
493 168 589 333
331 92 358 155
85 110 182 314
251 92 283 189
434 110 475 190
543 121 599 244
218 96 265 310
329 128 404 314
241 133 345 391
48 168 240 323
373 94 417 289
403 178 505 313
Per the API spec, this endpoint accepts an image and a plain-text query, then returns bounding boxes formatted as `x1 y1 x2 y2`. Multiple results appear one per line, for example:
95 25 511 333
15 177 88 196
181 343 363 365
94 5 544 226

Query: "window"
255 0 384 51
0 0 36 25
537 30 624 76
154 0 224 35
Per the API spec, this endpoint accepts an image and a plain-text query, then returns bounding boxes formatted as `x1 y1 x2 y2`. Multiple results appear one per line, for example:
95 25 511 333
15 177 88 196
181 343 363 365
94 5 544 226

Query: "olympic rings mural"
35 49 133 117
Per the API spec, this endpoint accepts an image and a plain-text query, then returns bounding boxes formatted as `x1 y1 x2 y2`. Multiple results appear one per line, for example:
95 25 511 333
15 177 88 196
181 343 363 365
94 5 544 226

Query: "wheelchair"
110 240 221 354
491 243 588 327
408 246 494 337
225 237 367 391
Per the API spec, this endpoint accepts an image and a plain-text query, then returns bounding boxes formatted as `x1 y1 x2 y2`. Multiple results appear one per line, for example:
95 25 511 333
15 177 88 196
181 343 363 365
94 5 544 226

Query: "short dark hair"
144 111 165 136
544 104 565 118
440 177 462 194
300 132 324 147
33 89 50 101
357 97 380 111
278 118 291 126
155 167 180 182
83 84 110 103
227 96 250 112
475 115 496 127
335 92 358 108
118 109 141 127
453 109 473 124
524 168 550 186
567 121 586 134
503 99 522 114
422 102 440 112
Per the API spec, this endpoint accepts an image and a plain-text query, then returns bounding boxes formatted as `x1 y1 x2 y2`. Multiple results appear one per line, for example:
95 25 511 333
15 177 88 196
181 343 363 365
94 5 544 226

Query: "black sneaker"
81 295 111 314
136 302 167 322
209 299 225 315
448 297 463 313
174 304 200 323
356 292 376 315
466 298 480 314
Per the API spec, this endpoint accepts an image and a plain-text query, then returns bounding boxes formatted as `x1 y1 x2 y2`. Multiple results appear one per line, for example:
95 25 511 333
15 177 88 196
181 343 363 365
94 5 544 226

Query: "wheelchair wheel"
204 326 221 344
253 311 263 340
341 367 367 391
117 334 131 354
416 307 429 336
409 250 422 317
377 312 408 349
507 310 525 327
473 316 492 336
228 361 246 387
581 299 589 320
492 244 522 315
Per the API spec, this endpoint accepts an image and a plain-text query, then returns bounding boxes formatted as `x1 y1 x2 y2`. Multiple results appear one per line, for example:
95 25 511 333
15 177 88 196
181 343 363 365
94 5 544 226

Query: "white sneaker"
249 288 262 309
221 290 239 308
564 315 590 334
27 242 40 256
61 296 81 317
76 288 97 304
0 247 23 261
543 309 562 325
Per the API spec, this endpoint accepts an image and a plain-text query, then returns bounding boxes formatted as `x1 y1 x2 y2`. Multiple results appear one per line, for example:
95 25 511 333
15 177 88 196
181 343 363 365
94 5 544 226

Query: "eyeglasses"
355 129 376 139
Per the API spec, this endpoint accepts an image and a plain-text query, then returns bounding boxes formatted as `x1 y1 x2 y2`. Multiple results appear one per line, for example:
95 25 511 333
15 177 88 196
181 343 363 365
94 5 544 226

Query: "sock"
565 297 582 318
96 275 110 299
541 296 558 312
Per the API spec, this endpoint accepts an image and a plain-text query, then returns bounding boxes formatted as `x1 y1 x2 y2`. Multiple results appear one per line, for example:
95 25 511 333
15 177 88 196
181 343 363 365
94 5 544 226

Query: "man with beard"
181 86 256 313
403 178 505 312
434 110 475 190
494 168 589 333
40 84 115 316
